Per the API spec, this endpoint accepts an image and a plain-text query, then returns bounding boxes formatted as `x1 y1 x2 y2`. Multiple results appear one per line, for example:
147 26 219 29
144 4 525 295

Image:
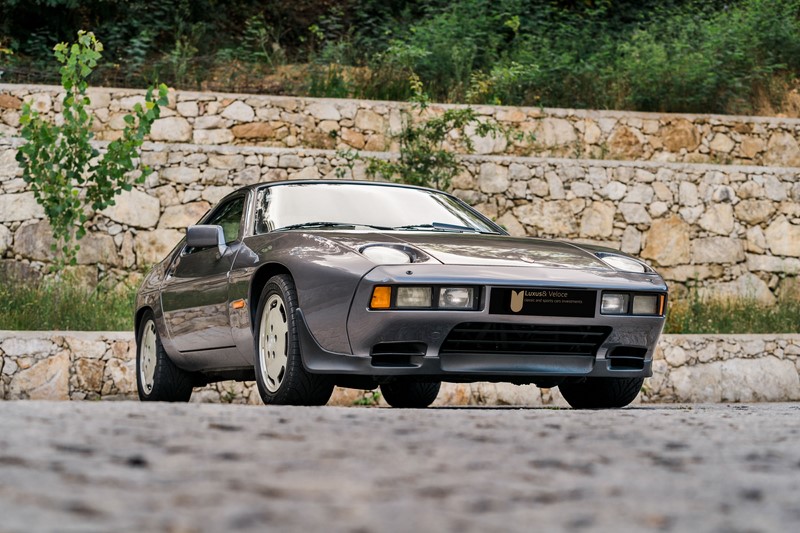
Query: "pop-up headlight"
598 254 647 273
361 246 411 265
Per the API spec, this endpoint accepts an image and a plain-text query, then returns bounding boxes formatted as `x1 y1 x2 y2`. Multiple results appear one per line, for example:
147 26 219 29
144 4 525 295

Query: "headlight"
632 295 659 315
362 246 411 264
438 287 474 309
369 285 480 310
601 292 666 316
601 293 629 314
396 287 432 307
599 254 647 273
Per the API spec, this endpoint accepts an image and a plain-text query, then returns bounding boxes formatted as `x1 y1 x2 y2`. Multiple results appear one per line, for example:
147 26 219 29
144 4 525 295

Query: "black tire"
558 377 644 409
254 274 334 406
136 310 193 402
380 381 441 408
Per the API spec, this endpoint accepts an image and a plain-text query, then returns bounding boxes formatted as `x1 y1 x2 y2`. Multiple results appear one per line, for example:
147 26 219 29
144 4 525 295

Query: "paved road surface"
0 401 798 532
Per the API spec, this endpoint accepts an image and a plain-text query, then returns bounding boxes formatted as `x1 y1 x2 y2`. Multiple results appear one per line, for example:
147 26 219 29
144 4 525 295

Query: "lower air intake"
440 323 611 357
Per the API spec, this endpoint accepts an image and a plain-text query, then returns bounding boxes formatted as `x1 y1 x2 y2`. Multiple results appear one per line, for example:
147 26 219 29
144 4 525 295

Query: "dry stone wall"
1 138 799 300
1 331 798 404
4 83 800 165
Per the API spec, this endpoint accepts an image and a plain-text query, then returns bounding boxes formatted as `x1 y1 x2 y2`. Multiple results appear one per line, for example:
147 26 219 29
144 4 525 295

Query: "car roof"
238 179 446 195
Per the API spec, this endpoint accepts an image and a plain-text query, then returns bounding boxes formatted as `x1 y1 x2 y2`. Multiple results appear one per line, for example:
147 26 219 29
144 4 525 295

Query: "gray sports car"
135 180 667 408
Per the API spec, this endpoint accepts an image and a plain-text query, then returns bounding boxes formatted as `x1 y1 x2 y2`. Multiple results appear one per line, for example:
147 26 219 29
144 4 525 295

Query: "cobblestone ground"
0 401 798 533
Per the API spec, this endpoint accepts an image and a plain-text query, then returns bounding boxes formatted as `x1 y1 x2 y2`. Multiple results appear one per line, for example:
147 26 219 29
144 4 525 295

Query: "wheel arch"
134 305 154 338
249 263 294 331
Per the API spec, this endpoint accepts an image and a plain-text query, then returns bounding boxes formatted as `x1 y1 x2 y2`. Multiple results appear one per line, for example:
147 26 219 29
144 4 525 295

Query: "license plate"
489 288 596 318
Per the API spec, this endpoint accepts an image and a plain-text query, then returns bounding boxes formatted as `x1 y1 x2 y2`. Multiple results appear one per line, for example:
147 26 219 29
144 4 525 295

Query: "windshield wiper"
276 221 394 231
395 222 491 234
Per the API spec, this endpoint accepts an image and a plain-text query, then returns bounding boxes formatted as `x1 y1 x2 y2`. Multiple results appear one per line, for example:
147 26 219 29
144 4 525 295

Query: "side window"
206 197 245 243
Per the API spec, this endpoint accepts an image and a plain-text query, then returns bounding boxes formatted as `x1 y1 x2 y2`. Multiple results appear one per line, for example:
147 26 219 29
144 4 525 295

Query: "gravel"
1 401 799 532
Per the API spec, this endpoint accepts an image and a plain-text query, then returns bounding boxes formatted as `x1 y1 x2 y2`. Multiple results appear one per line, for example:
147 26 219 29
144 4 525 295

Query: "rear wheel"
380 381 441 408
254 274 334 406
136 311 193 402
558 377 644 409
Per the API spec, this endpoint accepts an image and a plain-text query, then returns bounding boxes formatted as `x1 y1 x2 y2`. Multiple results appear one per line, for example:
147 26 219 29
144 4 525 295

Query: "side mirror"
186 225 226 255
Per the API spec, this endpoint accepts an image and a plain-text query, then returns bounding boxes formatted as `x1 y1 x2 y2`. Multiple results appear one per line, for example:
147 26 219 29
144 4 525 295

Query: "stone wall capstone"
1 331 798 404
1 138 799 301
4 83 800 165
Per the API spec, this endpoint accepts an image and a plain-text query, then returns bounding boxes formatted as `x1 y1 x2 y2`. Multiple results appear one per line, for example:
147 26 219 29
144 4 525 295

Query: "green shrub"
3 1 800 113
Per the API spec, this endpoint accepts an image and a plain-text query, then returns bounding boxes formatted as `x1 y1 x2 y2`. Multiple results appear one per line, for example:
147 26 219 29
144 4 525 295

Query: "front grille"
440 323 611 357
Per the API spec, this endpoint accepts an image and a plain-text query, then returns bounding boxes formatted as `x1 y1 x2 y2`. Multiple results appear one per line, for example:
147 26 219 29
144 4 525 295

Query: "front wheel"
558 377 644 409
380 381 441 408
254 274 334 406
136 311 194 402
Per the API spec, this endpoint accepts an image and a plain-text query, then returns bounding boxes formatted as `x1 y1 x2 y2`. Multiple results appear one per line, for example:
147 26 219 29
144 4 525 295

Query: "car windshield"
255 183 502 234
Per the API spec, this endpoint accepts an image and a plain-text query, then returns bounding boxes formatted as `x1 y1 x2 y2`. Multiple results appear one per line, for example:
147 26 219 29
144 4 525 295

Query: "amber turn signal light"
370 286 391 309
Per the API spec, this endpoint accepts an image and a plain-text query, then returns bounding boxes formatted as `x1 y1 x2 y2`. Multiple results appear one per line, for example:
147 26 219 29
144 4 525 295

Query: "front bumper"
298 264 666 381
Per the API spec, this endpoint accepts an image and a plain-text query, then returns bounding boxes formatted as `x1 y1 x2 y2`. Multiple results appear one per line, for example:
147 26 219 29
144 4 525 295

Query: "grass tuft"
664 297 800 334
0 277 136 331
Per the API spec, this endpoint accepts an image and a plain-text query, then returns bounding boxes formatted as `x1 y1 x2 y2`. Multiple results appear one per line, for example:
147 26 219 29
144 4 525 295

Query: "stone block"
64 336 108 359
660 119 700 152
619 203 651 224
158 202 211 229
134 229 183 266
691 237 744 264
231 122 274 139
496 212 526 237
0 94 23 109
698 203 734 235
102 189 161 228
201 186 235 204
74 358 105 392
478 163 509 193
13 220 56 261
608 126 644 158
765 216 800 257
208 154 245 170
623 184 654 204
734 199 775 225
0 192 45 222
709 133 735 153
699 273 775 306
641 215 691 266
764 132 800 167
354 109 385 132
75 233 120 266
306 102 341 121
8 351 70 400
221 101 255 122
740 136 765 158
536 118 577 147
514 200 577 236
149 117 192 142
579 201 615 238
0 224 10 256
193 129 234 145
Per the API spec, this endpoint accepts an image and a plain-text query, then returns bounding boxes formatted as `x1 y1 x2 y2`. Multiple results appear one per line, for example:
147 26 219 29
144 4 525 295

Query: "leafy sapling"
16 30 168 268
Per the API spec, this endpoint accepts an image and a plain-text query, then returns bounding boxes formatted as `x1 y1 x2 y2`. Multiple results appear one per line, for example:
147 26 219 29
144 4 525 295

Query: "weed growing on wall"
16 31 168 268
358 76 509 190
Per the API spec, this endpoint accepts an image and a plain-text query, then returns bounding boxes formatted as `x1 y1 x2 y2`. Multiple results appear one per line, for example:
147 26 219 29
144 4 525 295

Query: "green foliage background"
2 0 800 114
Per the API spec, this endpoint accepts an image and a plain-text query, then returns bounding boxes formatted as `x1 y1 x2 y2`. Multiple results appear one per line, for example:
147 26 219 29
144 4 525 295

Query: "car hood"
324 231 613 270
